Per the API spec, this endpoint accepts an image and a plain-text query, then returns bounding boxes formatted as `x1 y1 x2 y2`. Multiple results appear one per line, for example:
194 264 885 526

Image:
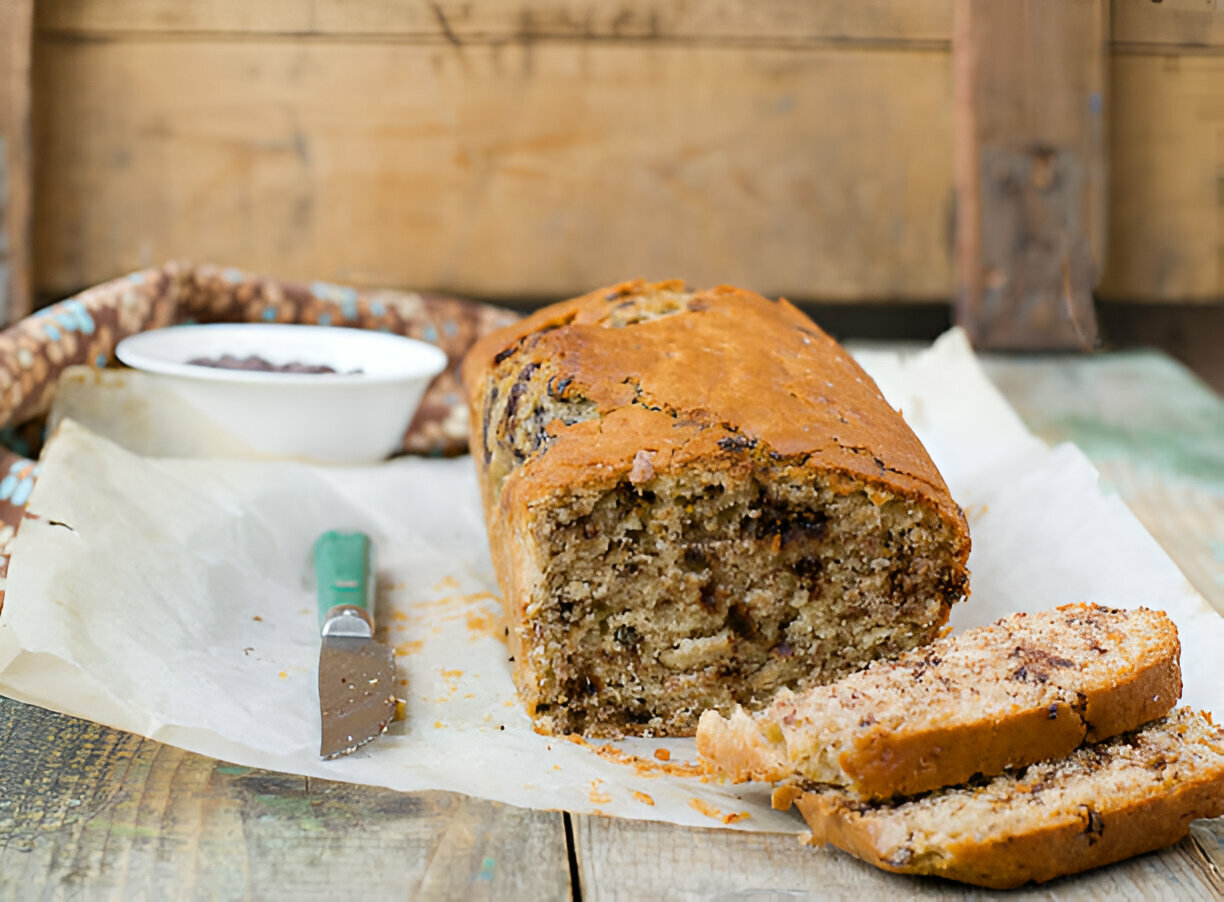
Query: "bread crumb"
589 780 612 805
632 790 655 806
653 748 671 762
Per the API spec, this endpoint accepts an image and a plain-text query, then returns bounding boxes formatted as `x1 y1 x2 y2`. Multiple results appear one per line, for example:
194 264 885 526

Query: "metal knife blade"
314 530 397 759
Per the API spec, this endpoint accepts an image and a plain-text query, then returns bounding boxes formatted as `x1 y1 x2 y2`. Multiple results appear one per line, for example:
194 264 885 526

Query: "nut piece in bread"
788 708 1224 889
462 280 970 736
698 604 1182 800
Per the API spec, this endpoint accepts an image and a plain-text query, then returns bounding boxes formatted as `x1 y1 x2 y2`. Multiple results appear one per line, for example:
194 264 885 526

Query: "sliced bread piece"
781 708 1224 889
697 604 1181 800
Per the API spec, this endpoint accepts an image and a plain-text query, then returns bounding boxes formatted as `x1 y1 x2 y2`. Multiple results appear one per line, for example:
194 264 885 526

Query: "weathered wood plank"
952 0 1105 350
1101 53 1224 302
33 0 1224 52
34 0 956 45
27 1 1224 306
0 0 33 324
29 38 955 301
0 697 571 901
572 810 1224 900
1114 0 1224 52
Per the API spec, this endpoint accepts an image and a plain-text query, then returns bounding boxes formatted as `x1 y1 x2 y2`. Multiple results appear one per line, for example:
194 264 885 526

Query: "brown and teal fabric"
0 261 521 607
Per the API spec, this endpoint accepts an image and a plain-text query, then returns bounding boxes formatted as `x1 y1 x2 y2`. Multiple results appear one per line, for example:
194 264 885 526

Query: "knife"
314 530 397 758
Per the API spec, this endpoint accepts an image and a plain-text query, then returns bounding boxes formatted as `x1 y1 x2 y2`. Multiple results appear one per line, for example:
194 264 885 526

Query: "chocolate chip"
717 434 757 452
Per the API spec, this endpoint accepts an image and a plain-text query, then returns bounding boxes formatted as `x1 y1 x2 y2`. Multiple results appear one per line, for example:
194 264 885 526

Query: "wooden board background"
22 0 1224 302
0 0 32 322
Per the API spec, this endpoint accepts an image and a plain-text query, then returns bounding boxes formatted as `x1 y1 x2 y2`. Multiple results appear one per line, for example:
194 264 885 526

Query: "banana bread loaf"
462 280 971 736
697 604 1182 799
781 708 1224 889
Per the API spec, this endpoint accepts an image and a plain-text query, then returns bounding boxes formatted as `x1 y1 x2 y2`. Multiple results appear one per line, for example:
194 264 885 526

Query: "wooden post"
953 0 1107 351
0 0 33 324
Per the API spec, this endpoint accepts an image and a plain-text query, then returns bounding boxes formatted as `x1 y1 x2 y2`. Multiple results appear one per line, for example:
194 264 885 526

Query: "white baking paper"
1 329 1220 834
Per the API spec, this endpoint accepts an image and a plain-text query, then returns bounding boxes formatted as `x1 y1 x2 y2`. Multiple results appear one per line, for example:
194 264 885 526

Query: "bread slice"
462 280 970 737
697 604 1181 800
781 708 1224 889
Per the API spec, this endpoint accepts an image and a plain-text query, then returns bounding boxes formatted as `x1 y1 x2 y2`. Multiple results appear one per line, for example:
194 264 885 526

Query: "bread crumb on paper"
588 780 612 805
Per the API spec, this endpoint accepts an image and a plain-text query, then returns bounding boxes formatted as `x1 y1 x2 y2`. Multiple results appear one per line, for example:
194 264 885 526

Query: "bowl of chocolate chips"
115 323 447 464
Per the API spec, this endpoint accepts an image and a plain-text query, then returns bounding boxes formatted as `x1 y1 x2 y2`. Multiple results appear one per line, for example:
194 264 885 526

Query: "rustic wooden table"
2 350 1222 901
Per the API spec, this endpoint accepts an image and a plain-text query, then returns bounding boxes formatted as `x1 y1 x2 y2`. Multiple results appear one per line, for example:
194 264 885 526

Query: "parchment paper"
1 330 1220 834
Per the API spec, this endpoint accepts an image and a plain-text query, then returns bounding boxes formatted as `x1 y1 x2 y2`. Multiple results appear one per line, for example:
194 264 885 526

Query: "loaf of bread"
780 708 1224 889
697 604 1182 799
462 280 970 736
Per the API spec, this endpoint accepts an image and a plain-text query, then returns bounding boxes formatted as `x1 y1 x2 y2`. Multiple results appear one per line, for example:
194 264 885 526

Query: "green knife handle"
314 530 375 631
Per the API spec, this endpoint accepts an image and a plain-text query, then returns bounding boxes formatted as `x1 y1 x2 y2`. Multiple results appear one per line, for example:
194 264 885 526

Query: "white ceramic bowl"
115 323 449 464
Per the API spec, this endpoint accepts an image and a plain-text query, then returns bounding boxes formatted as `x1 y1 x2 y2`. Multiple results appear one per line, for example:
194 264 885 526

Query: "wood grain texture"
26 0 1224 305
0 0 32 323
34 0 956 45
0 697 571 901
953 0 1104 350
571 810 1224 901
1113 0 1224 51
29 36 955 301
1101 53 1224 302
32 0 1224 49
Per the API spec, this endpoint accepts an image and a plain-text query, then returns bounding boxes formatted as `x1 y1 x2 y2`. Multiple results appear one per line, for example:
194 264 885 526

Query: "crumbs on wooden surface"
588 780 612 805
632 790 655 806
564 734 703 778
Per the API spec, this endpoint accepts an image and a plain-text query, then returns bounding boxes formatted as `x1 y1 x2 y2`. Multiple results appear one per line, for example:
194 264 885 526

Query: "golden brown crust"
842 701 1087 801
798 775 1222 889
793 710 1224 889
464 280 967 525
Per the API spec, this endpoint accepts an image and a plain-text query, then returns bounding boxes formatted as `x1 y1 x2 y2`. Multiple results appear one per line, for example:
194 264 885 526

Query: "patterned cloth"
0 262 520 604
